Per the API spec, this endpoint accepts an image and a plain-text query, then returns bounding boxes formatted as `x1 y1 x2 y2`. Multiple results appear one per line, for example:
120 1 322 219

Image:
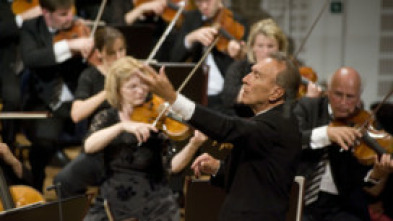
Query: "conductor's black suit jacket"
189 103 301 221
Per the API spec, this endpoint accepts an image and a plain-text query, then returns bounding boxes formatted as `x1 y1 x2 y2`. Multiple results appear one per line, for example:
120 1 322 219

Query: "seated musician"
0 2 41 153
20 0 93 191
293 67 393 221
83 56 208 221
170 0 248 113
53 26 126 198
76 0 175 62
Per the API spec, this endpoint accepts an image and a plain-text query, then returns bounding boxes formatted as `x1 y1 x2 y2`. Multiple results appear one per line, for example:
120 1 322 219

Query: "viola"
0 167 45 211
205 7 245 56
330 109 393 165
131 94 191 141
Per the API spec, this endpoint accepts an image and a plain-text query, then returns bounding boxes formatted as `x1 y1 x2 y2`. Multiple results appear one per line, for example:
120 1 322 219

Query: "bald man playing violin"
293 67 393 221
139 53 302 221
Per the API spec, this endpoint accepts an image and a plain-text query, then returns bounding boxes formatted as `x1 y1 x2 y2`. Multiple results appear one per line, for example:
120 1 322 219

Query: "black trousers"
54 152 105 198
303 191 370 221
0 67 22 150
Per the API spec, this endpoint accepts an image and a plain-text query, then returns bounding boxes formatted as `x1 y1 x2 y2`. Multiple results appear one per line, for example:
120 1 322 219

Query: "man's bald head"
327 67 362 119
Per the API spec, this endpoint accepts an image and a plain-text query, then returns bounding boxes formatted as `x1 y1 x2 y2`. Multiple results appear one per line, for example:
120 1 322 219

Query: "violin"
52 19 102 67
0 167 45 211
330 109 393 165
298 66 319 97
131 94 191 141
205 7 245 56
52 19 100 66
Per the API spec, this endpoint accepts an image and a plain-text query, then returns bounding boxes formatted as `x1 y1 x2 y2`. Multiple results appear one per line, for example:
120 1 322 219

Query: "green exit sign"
330 1 342 14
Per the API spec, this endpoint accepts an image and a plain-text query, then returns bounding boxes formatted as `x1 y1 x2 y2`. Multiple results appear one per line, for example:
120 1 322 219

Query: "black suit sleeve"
0 3 19 41
20 17 57 68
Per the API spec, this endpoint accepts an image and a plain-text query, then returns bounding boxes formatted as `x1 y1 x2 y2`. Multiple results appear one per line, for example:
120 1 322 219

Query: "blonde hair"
105 56 143 109
246 18 288 63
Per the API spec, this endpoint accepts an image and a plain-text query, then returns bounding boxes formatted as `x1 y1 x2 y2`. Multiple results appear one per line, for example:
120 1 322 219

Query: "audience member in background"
20 0 93 191
0 1 41 152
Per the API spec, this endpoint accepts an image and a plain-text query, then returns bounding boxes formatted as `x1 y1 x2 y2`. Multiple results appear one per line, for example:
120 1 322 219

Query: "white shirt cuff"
54 40 72 63
310 125 332 149
184 38 192 49
171 94 195 121
364 169 381 185
15 15 23 28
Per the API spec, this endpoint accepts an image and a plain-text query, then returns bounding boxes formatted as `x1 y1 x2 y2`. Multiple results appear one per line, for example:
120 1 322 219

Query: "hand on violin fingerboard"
372 154 393 179
227 39 245 59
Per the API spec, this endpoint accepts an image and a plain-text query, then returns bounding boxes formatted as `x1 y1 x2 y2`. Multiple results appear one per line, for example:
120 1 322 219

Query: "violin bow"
151 36 221 127
90 0 107 38
293 0 330 58
145 1 186 62
359 88 393 130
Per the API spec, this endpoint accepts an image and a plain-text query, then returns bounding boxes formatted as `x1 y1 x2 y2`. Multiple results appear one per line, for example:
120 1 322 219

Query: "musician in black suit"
19 0 93 191
170 0 248 112
138 53 302 221
293 67 393 221
0 1 41 152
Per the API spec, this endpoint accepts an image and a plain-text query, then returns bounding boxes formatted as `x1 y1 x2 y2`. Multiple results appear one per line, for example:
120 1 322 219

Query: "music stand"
151 62 209 105
113 24 156 59
0 195 89 221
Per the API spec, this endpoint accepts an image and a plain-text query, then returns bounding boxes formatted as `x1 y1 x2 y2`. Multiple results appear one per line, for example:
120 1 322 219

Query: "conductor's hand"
191 153 220 178
327 125 362 151
137 65 177 104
